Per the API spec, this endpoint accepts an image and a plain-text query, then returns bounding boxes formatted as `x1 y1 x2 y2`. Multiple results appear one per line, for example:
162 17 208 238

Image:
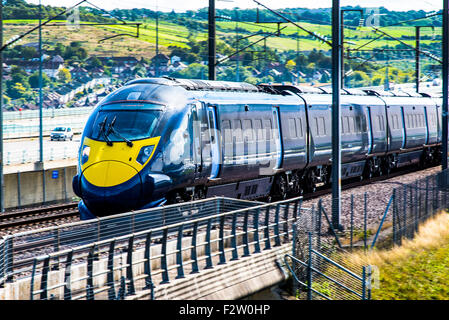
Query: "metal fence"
4 146 78 166
285 232 372 300
0 196 310 300
392 168 449 245
3 107 93 121
3 119 87 139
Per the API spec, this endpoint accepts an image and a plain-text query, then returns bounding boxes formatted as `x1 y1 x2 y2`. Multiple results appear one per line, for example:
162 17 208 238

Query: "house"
167 60 188 73
71 67 88 79
152 53 170 68
90 67 104 78
4 59 64 78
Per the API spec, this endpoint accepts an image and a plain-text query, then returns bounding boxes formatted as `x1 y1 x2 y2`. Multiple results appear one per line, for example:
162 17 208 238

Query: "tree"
57 68 72 83
28 72 51 88
7 83 29 99
285 59 296 72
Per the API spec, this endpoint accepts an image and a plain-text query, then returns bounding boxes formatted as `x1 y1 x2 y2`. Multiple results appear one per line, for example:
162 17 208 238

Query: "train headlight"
81 145 90 165
137 145 155 165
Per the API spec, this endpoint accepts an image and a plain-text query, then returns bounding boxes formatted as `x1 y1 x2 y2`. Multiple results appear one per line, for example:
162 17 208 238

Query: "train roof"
127 77 262 93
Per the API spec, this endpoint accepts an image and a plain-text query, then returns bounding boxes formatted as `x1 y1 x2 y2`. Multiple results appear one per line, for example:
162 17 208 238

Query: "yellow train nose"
83 161 139 187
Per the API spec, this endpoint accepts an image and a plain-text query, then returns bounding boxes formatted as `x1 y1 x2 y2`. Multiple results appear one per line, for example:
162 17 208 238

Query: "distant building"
4 59 64 78
152 53 170 68
71 67 88 79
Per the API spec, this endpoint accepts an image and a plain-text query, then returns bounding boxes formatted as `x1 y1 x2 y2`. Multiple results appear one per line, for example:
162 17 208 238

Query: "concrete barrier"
3 165 77 209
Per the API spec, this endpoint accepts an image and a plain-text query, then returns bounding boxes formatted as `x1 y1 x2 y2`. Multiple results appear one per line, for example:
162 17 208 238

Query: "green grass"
4 18 442 55
345 213 449 300
372 241 449 300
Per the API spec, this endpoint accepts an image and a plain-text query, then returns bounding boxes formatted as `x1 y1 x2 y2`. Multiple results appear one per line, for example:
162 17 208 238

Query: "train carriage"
73 78 442 219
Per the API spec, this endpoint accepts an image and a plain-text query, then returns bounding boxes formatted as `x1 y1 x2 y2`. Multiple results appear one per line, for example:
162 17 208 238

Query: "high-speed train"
72 77 442 220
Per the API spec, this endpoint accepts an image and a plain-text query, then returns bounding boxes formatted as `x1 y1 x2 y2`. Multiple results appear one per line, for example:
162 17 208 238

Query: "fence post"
86 245 95 300
160 228 169 283
63 250 73 300
243 210 250 256
403 185 407 241
191 222 199 273
425 176 429 220
264 206 271 250
307 232 313 301
274 203 281 247
218 216 226 265
126 236 135 296
392 189 397 245
40 256 50 300
231 213 238 260
350 194 354 249
292 223 298 296
176 225 186 278
364 192 368 250
107 240 117 300
205 219 213 269
253 208 261 253
283 202 290 242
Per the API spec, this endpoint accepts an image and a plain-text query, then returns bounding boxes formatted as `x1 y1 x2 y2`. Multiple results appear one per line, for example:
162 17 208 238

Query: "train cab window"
288 118 297 139
341 117 345 134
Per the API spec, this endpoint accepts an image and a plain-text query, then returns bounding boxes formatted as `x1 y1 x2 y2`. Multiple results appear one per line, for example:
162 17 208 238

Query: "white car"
50 127 74 141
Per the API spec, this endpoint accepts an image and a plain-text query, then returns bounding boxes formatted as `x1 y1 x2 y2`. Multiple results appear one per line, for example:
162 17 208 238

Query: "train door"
191 103 203 182
272 106 284 170
206 105 222 180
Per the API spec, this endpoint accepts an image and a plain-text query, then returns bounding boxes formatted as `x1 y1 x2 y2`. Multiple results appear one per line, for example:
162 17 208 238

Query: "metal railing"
24 197 304 300
3 107 94 121
4 146 78 165
3 119 87 139
284 232 372 300
392 168 449 245
2 196 298 296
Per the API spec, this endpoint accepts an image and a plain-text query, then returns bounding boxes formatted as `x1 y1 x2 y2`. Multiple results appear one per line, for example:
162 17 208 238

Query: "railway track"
0 202 79 230
0 164 436 233
301 165 422 202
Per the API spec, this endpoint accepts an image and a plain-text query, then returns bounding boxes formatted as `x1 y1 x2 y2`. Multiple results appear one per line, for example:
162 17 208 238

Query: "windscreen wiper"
106 116 133 147
99 116 113 146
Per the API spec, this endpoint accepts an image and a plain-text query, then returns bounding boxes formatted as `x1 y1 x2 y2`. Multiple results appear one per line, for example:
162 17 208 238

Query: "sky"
26 0 442 13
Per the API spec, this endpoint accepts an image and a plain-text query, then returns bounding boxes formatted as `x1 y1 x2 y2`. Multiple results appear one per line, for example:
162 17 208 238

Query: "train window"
296 118 304 137
349 117 355 133
221 120 231 144
254 119 263 141
289 118 297 138
315 117 326 136
341 117 345 134
263 119 272 140
243 119 254 141
378 115 385 132
395 115 399 129
355 116 362 133
233 120 243 142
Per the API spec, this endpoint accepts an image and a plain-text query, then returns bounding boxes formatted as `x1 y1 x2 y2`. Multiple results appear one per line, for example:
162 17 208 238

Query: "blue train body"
72 78 442 219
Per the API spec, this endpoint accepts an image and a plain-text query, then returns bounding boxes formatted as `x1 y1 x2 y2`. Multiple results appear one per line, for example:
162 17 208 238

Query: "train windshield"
88 106 161 142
